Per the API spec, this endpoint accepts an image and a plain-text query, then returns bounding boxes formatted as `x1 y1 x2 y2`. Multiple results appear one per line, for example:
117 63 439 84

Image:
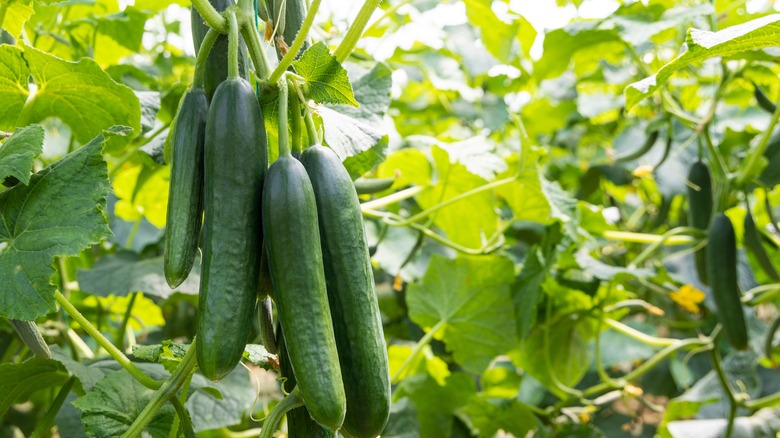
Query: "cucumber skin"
9 319 51 359
196 78 267 381
707 214 749 351
271 0 309 60
262 156 345 431
300 145 391 438
164 88 208 289
687 160 713 285
190 0 249 101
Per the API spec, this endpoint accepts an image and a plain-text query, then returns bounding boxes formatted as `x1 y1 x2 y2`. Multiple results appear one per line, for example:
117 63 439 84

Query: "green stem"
629 227 706 267
29 377 75 438
268 0 321 83
390 320 445 383
304 110 318 146
193 28 219 88
364 0 414 34
709 346 738 437
333 0 382 63
277 80 290 157
170 397 196 438
745 391 780 409
240 23 270 79
742 283 780 306
114 292 138 351
259 387 305 438
765 314 780 366
604 319 678 348
54 291 163 390
360 185 426 211
122 343 198 438
227 10 240 79
191 0 227 32
289 81 303 155
602 230 697 245
124 218 141 249
737 98 780 187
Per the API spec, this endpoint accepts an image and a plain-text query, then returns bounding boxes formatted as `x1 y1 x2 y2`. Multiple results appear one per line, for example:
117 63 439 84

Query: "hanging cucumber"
262 84 345 431
196 62 267 380
164 87 208 288
270 0 310 60
190 0 249 100
687 160 714 285
753 82 778 114
615 130 659 163
9 319 51 359
744 207 780 281
300 145 390 438
707 214 749 351
354 177 396 195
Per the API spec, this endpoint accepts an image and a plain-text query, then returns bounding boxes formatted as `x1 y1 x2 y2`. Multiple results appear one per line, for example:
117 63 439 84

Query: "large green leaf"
459 396 540 438
0 358 69 416
395 372 476 438
0 128 121 320
0 45 29 131
626 14 780 109
406 254 516 374
0 124 43 185
18 45 141 144
463 0 518 63
294 41 358 106
2 0 35 39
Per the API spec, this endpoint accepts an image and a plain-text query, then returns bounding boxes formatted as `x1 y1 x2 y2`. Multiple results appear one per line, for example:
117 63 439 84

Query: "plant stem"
259 386 305 438
227 9 240 79
170 397 196 438
277 80 290 157
29 376 75 438
360 185 426 211
709 345 738 437
122 343 198 438
742 283 780 306
304 110 318 145
602 230 697 245
630 227 706 267
268 0 321 83
191 0 228 33
193 28 219 88
114 292 138 351
289 81 302 155
333 0 382 63
604 319 678 347
390 320 445 384
240 22 270 80
737 97 780 187
54 291 162 390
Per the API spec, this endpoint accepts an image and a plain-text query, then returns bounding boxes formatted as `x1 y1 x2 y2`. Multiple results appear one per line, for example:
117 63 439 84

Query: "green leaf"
383 398 420 438
50 346 109 392
77 251 200 299
463 0 518 63
293 42 358 107
0 128 121 320
3 0 35 39
243 344 277 371
395 372 476 437
186 367 256 432
626 14 780 109
406 254 516 374
0 358 69 416
575 245 654 280
19 45 141 144
320 62 391 176
534 24 621 80
459 396 540 438
0 45 30 131
95 7 149 52
0 124 43 185
72 370 175 438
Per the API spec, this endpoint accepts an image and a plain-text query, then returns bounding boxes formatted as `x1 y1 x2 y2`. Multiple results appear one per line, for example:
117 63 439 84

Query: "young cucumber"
687 160 713 285
262 155 345 431
9 319 51 359
196 78 267 381
164 87 208 288
300 145 391 438
707 214 749 351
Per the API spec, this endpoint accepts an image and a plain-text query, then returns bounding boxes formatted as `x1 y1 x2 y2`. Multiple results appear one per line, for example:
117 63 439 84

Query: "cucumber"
270 0 309 60
257 296 277 355
164 87 208 288
707 214 749 351
744 208 780 281
753 82 777 114
9 319 50 359
277 323 327 438
687 160 713 285
196 77 267 381
262 155 345 431
190 0 249 101
354 177 396 195
615 130 659 163
300 145 390 438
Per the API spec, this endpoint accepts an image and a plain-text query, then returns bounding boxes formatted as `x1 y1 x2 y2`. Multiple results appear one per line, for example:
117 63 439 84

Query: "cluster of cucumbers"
163 0 390 436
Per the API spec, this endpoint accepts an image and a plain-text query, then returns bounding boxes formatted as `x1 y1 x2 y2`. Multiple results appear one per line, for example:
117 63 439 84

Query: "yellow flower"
669 284 705 313
632 164 654 178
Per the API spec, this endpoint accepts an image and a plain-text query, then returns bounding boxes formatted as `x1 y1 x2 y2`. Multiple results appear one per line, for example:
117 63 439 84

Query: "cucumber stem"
601 230 697 246
277 79 291 157
268 0 321 83
193 28 219 88
54 291 163 390
29 377 75 438
240 22 270 79
191 0 228 33
258 386 305 438
390 320 444 384
227 10 240 79
289 81 303 155
333 0 382 63
304 111 319 146
114 292 138 351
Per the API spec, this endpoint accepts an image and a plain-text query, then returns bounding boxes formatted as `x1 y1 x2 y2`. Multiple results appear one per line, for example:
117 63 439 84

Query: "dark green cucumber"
753 82 777 114
197 77 267 381
744 208 780 281
277 323 327 438
164 87 208 288
262 155 345 431
257 295 277 355
190 0 249 101
354 177 396 195
687 160 713 285
615 130 659 163
300 145 390 438
9 319 50 359
271 0 309 60
707 214 749 351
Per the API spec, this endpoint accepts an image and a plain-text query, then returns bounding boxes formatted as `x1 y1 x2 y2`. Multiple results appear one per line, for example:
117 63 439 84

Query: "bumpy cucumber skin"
277 323 328 438
9 319 51 359
687 160 713 285
707 214 749 351
262 156 345 431
190 0 249 101
164 88 208 288
300 145 390 438
196 78 267 381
